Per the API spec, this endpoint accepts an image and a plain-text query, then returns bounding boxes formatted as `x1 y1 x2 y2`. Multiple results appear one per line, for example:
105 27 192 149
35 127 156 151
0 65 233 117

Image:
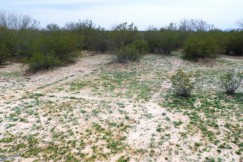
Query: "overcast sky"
1 0 243 30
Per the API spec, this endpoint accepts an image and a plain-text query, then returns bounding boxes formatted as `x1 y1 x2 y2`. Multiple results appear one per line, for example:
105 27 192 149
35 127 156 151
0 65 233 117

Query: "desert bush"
0 28 40 59
209 30 228 53
0 27 19 57
130 39 148 53
144 27 160 53
65 20 97 50
0 11 39 30
26 52 61 72
53 32 81 63
90 30 111 53
219 69 243 95
25 31 82 71
38 31 82 63
225 31 243 56
178 19 214 32
66 20 112 53
157 31 179 54
171 69 195 97
117 45 141 63
111 22 141 49
0 44 10 64
16 29 40 58
46 24 61 31
183 33 218 60
144 29 180 54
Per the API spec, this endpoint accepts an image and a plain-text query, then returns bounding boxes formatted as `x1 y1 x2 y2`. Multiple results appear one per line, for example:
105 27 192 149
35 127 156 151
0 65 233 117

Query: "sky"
1 0 243 30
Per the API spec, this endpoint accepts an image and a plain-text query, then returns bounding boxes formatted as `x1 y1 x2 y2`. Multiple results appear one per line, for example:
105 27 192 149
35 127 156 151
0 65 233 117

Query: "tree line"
0 11 242 71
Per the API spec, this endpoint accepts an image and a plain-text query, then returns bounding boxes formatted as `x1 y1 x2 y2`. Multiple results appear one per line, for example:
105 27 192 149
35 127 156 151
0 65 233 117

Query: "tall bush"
183 33 218 60
144 29 180 54
130 39 148 53
0 43 10 64
90 30 111 53
49 31 81 62
25 31 83 71
157 31 179 54
0 27 19 57
0 11 39 30
225 31 243 56
65 20 97 50
144 27 160 53
111 22 141 49
16 29 40 58
209 30 228 54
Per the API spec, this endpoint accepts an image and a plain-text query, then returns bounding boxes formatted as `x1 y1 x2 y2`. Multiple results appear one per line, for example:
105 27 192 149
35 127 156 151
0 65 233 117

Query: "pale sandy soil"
0 53 242 162
0 54 112 104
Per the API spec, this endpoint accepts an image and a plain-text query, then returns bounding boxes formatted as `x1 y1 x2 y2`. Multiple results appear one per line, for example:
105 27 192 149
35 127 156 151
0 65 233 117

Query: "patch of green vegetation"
23 147 43 157
0 71 20 78
173 121 183 127
0 137 14 143
69 81 89 91
16 143 27 151
163 92 243 145
117 155 130 162
89 70 157 100
29 93 44 98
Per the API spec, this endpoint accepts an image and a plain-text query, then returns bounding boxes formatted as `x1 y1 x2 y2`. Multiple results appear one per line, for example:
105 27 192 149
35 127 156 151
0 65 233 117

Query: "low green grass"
0 71 20 78
163 92 243 154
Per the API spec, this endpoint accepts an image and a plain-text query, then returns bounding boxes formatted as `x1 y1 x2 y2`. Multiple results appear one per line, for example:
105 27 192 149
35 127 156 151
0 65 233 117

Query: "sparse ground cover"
0 52 242 162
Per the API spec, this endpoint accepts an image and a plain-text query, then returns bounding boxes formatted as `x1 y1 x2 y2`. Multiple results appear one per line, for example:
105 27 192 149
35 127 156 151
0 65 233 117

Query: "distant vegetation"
0 11 243 71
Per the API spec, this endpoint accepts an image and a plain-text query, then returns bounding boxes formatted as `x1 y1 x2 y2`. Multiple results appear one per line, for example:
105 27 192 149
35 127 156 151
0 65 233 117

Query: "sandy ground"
0 54 112 104
0 53 242 162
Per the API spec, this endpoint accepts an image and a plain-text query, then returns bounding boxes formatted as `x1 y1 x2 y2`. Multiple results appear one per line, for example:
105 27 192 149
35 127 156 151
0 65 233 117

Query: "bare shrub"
0 11 39 30
220 69 243 95
178 19 214 32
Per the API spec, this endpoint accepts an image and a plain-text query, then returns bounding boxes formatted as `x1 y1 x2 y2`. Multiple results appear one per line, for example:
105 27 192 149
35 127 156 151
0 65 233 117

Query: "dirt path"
0 54 114 104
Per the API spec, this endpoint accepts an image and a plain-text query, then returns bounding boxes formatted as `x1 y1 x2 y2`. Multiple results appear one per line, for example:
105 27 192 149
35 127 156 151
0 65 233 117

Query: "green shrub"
208 30 229 54
117 45 141 63
219 69 243 95
24 30 82 72
183 33 218 60
0 44 10 64
130 39 148 53
91 30 111 53
144 29 179 54
16 30 40 58
46 24 61 31
27 52 61 72
32 31 82 64
157 31 179 54
225 31 243 56
0 28 19 57
65 19 96 50
171 69 195 97
46 31 81 63
144 28 159 53
111 22 141 49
